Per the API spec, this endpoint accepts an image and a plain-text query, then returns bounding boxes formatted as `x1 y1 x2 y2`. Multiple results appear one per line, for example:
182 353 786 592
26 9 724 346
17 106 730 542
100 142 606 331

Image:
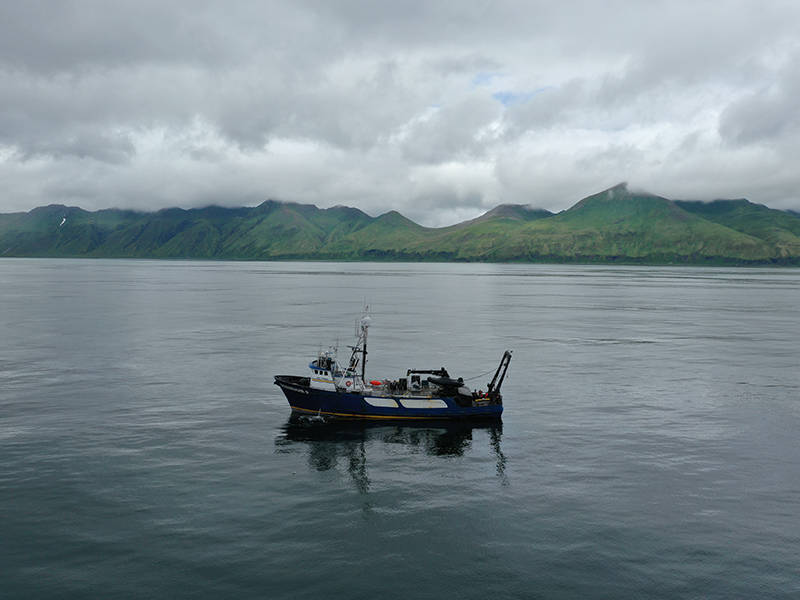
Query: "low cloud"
1 0 800 224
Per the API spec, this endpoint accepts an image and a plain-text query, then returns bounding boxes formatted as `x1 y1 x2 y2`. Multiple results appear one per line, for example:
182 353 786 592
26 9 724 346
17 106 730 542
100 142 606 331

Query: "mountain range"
2 183 800 265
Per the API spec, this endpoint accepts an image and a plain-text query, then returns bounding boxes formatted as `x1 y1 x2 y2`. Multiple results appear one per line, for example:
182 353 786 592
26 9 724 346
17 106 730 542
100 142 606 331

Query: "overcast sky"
2 0 800 226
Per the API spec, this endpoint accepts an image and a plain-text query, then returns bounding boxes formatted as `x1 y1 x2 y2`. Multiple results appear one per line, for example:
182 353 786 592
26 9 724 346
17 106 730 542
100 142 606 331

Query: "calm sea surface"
1 259 799 599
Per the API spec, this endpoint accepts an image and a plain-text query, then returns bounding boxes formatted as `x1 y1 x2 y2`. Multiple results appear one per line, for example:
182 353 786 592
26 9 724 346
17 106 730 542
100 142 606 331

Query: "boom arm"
487 350 513 399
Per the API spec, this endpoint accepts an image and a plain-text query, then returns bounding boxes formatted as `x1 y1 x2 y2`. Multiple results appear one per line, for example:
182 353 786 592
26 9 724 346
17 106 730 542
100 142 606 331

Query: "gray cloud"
719 53 800 145
1 0 800 224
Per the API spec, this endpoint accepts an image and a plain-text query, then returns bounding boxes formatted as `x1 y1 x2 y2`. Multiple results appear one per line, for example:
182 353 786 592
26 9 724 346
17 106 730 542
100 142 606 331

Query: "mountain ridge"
2 184 800 264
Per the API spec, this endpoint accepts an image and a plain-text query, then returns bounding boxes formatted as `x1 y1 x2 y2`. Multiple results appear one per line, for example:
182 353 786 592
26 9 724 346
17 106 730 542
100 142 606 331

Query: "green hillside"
511 185 776 263
2 184 800 264
675 199 800 259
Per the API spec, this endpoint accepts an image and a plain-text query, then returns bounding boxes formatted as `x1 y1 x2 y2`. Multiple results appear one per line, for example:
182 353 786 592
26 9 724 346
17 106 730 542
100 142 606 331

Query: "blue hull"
275 376 502 420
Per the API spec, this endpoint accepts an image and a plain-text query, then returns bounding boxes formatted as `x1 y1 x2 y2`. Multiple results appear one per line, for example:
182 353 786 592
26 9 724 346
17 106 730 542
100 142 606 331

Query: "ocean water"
1 259 799 599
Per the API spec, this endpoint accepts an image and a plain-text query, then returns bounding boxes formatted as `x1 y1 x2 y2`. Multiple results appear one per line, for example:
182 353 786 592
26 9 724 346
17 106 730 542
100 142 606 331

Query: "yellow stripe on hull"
289 405 455 420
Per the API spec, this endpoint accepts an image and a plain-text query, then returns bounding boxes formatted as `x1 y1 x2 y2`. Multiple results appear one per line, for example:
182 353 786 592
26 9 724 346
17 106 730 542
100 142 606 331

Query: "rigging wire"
462 366 497 382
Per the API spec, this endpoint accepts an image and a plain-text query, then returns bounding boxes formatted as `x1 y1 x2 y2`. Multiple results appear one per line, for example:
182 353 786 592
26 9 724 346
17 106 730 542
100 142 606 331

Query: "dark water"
2 260 799 599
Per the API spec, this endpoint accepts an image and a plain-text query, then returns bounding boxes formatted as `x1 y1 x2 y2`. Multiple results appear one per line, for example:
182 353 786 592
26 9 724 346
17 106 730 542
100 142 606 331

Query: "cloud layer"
2 0 800 226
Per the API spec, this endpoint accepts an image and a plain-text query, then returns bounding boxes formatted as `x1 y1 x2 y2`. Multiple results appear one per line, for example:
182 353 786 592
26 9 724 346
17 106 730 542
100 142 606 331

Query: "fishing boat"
274 306 512 420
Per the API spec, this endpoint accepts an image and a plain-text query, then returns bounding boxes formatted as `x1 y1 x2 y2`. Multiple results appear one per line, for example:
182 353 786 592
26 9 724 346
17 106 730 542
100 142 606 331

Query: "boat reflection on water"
275 416 507 491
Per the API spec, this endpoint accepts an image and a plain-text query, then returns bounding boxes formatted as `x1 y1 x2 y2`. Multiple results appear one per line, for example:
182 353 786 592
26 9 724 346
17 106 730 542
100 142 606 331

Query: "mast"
359 304 371 382
347 303 371 384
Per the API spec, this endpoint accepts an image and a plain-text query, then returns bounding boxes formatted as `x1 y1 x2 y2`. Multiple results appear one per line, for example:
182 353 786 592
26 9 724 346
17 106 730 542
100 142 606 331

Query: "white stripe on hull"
365 397 399 408
398 398 449 409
